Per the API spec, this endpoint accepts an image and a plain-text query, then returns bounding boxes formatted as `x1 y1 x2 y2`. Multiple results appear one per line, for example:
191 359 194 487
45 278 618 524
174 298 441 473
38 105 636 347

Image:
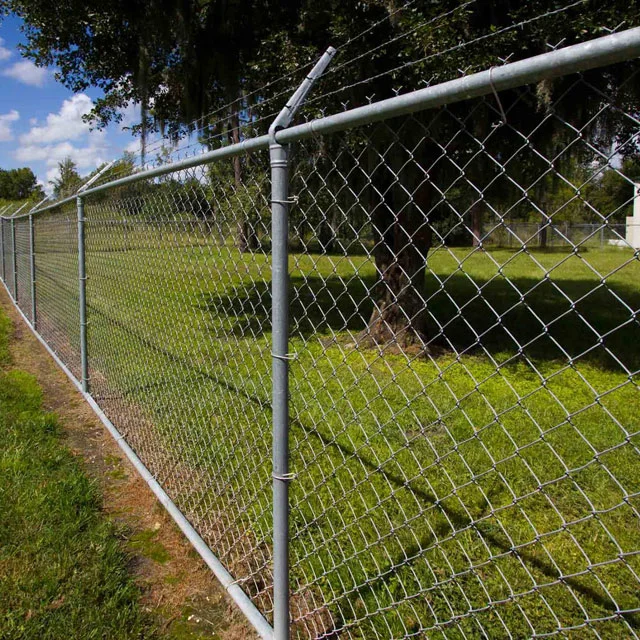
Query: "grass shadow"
198 267 640 371
78 273 639 633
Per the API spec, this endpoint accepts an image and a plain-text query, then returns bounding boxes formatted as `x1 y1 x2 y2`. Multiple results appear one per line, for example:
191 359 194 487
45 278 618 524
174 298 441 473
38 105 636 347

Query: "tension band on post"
271 196 299 205
271 352 297 361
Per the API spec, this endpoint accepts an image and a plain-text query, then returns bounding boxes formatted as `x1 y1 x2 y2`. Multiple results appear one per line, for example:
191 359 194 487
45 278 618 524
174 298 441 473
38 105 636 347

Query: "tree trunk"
539 222 548 249
229 108 258 252
318 209 339 253
359 145 432 349
318 219 333 253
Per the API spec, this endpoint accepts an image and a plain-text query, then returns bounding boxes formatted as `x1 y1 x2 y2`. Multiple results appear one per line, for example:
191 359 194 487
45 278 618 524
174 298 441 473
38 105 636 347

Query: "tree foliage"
585 158 640 223
50 157 82 199
0 167 42 200
4 0 640 345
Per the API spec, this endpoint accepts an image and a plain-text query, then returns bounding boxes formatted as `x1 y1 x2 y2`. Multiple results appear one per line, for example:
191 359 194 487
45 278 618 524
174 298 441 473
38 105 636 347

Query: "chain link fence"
285 71 640 638
480 222 628 249
1 28 640 640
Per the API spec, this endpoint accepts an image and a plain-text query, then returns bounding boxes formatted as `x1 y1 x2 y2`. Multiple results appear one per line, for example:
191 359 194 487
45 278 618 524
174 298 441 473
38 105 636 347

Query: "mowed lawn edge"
0 307 154 640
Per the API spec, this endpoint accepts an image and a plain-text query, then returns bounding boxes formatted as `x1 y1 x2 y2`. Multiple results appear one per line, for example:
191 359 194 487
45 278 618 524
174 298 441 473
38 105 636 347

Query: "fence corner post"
77 196 89 393
29 213 36 328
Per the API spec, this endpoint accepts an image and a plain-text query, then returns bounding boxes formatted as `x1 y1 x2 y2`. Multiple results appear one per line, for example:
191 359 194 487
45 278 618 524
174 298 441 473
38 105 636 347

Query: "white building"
626 184 640 249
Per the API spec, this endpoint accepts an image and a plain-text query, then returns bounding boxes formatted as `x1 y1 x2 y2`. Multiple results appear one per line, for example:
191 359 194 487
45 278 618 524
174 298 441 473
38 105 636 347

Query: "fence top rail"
3 25 640 221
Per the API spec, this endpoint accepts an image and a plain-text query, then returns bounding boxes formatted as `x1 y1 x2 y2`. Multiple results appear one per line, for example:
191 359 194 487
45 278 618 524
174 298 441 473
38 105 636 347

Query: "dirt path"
0 287 257 640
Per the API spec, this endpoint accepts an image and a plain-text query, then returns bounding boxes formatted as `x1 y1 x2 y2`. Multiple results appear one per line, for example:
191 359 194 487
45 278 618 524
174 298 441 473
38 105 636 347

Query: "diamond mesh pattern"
14 217 32 319
3 218 15 299
1 218 9 293
286 73 640 638
0 59 639 639
82 157 276 616
0 219 4 284
33 204 81 380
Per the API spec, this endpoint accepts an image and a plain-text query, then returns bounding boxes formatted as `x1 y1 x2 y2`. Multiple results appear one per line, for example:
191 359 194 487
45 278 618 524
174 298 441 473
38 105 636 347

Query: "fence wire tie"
489 66 507 125
271 351 297 361
273 472 297 482
271 195 299 205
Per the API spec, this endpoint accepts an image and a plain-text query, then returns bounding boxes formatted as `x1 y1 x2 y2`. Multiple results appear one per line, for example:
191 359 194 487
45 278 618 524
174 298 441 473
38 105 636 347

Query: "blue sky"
0 15 140 192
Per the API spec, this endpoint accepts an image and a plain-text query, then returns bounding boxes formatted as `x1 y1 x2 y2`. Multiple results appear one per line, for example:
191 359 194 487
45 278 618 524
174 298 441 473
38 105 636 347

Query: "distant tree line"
0 167 42 201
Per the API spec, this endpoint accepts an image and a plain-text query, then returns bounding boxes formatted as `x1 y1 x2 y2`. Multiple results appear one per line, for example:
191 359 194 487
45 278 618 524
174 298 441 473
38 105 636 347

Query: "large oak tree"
3 0 639 346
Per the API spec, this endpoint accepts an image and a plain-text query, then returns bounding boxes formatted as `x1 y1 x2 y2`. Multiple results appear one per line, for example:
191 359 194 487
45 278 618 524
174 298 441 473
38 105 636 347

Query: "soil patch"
0 287 257 640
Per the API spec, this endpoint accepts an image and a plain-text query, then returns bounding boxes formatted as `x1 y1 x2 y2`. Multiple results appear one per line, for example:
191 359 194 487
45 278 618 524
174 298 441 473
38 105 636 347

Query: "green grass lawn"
28 217 640 638
0 309 154 639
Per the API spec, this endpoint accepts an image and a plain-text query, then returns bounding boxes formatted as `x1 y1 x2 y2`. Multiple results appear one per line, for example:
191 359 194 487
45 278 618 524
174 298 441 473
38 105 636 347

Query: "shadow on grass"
297 418 640 635
79 289 640 631
195 268 640 627
198 269 640 372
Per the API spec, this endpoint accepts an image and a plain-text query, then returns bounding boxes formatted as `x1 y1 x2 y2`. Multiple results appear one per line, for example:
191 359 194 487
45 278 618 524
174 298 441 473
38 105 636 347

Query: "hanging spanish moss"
137 39 150 168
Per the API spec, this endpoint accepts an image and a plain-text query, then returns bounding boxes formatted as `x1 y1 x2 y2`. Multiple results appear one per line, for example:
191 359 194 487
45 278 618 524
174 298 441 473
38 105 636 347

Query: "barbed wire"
302 0 590 111
325 0 477 79
154 0 421 140
87 0 626 189
144 0 593 167
100 0 432 178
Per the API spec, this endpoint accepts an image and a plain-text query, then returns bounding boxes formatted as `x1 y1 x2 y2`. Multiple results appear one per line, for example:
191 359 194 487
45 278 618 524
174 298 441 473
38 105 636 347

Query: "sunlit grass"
0 309 152 639
32 228 640 637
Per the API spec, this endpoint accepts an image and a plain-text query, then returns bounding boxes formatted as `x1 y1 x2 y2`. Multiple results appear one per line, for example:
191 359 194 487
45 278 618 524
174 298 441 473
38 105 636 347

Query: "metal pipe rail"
2 25 640 221
0 23 639 640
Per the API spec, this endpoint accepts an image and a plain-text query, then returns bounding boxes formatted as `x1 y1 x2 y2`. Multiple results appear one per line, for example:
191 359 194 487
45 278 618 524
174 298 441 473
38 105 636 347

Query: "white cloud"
2 60 49 87
16 134 108 170
119 101 140 130
15 95 108 193
20 94 93 145
0 38 13 62
31 136 108 195
125 139 141 154
45 166 61 187
0 110 19 142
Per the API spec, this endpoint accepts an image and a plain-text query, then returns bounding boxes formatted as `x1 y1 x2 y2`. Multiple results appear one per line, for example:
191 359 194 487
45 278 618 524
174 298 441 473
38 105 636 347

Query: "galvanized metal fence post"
268 46 335 640
29 213 36 328
269 137 291 640
11 217 17 300
0 218 4 283
77 196 89 393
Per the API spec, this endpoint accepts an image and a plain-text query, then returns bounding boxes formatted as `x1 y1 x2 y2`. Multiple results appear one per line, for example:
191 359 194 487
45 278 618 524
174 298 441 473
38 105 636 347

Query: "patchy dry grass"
0 314 152 639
